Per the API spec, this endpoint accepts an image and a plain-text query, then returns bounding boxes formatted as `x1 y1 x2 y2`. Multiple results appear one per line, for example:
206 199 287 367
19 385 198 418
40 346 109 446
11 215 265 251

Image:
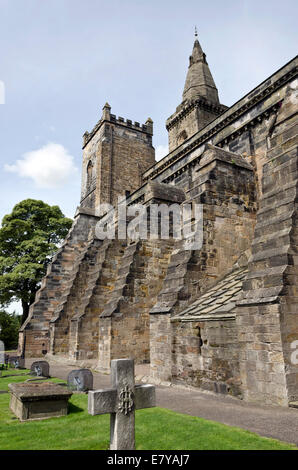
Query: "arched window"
87 160 93 190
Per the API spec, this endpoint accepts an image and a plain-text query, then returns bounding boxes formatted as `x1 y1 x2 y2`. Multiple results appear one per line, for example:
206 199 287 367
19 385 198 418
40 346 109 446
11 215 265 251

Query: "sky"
0 0 297 218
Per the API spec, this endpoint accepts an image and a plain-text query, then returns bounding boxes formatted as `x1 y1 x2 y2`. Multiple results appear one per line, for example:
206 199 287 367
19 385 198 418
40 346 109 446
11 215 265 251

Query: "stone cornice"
74 206 101 219
144 56 297 182
166 98 227 130
122 97 283 204
171 313 236 322
161 100 283 184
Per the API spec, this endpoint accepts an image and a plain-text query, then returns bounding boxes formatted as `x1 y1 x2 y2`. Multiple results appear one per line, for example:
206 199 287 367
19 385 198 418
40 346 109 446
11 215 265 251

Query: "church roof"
172 267 248 322
182 37 220 104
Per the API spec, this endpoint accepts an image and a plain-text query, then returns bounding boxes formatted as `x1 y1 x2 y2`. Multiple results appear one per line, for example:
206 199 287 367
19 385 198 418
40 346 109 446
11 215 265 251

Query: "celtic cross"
88 358 155 450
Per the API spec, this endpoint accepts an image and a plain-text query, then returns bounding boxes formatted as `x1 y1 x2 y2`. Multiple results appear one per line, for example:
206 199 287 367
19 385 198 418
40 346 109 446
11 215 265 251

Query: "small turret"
145 117 153 135
102 102 111 120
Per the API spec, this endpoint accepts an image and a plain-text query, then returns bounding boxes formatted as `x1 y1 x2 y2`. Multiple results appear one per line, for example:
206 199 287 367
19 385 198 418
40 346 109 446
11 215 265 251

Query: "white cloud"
155 144 168 161
4 142 78 189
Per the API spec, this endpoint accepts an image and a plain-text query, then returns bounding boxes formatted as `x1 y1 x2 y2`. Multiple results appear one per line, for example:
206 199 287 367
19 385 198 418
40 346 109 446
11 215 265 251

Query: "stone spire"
166 33 227 152
182 35 220 104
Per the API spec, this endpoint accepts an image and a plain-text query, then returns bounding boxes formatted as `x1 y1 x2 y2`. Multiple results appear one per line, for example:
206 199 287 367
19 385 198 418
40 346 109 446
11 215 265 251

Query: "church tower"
80 103 155 210
166 32 227 152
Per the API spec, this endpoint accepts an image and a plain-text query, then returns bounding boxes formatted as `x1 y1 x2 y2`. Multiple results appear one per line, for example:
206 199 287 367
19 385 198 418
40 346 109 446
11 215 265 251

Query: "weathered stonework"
166 39 227 152
9 382 72 421
81 103 155 209
20 36 298 407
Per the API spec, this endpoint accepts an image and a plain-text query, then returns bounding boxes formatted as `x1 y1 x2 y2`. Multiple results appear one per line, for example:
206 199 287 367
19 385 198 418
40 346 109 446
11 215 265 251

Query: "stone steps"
251 230 292 256
84 240 127 310
100 242 140 318
239 116 297 309
50 238 100 323
71 239 130 360
150 240 194 314
71 239 116 321
21 217 91 331
254 210 294 237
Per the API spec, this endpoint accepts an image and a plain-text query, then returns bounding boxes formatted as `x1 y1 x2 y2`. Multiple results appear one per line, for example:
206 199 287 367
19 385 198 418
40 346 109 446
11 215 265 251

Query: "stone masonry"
19 36 298 407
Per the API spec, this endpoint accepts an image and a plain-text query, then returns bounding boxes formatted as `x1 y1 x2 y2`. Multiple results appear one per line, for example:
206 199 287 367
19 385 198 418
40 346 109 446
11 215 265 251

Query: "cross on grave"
88 358 155 450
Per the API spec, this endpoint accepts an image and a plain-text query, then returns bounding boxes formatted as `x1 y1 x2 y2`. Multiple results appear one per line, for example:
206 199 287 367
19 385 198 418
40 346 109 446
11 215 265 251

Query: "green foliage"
0 199 72 323
0 310 21 350
0 374 296 450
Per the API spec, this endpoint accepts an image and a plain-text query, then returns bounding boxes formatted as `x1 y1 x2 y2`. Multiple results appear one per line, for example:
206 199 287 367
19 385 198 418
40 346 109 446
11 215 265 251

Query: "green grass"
0 369 66 391
0 372 296 450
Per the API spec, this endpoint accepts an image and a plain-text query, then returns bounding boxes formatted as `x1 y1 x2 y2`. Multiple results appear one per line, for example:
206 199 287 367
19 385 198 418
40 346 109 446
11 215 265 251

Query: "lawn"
0 370 296 450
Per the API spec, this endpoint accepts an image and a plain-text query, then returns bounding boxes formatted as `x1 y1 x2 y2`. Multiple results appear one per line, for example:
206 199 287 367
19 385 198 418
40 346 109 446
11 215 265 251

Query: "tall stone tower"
80 103 155 210
166 33 227 152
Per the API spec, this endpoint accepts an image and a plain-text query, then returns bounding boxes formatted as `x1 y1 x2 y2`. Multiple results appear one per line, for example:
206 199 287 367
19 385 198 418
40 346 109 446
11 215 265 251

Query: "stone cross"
88 358 155 450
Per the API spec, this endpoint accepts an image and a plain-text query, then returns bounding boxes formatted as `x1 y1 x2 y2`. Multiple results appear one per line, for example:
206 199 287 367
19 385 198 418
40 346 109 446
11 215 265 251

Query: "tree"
0 199 73 325
0 310 21 350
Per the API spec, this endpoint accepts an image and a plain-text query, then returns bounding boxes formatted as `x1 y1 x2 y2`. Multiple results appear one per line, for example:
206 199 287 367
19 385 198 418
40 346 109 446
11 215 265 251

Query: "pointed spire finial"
183 33 219 104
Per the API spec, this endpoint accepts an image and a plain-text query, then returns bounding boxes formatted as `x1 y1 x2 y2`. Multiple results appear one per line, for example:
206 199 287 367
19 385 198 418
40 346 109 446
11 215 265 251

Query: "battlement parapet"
83 104 153 148
109 113 153 134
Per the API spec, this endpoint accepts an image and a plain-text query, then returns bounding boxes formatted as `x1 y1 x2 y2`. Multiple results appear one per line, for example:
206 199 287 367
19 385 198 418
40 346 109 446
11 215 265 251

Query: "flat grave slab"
9 382 72 421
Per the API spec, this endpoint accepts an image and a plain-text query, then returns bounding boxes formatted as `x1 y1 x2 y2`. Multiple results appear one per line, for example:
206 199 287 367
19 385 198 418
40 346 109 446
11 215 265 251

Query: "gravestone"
0 341 5 366
67 369 93 392
8 356 25 369
88 358 155 450
9 382 72 421
30 361 50 377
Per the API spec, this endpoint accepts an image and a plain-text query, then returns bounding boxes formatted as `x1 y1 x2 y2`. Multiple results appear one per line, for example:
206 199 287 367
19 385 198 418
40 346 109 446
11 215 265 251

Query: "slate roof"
173 267 247 322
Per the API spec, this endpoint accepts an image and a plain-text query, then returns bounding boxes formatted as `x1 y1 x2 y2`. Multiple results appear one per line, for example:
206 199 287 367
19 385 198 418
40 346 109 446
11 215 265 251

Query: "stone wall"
97 238 173 372
171 319 241 397
236 78 298 406
151 146 256 315
149 146 256 382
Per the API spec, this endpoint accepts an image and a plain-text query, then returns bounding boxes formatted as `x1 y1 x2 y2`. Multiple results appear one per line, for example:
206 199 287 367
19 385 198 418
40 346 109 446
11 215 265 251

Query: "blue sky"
0 0 297 225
